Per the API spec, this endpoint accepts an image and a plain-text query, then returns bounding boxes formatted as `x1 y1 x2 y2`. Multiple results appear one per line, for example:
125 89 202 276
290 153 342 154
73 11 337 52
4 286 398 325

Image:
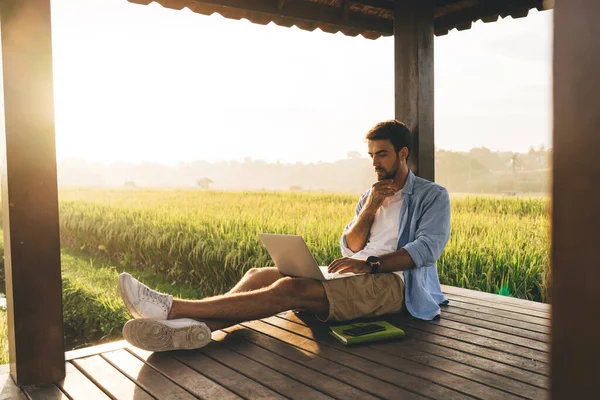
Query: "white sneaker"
123 318 211 352
118 273 173 320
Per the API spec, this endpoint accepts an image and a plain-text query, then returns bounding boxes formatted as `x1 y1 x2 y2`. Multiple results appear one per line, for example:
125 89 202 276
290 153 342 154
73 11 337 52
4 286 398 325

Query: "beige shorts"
319 273 405 322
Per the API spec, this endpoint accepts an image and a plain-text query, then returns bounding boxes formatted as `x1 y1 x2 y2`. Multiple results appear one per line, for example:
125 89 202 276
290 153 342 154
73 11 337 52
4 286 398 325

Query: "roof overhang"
127 0 552 40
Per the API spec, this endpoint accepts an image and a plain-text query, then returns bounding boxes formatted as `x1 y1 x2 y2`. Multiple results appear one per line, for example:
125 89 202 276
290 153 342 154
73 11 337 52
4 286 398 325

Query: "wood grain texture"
0 0 64 385
127 346 242 400
55 363 110 400
267 314 529 399
440 285 550 312
552 0 600 397
222 325 430 399
18 285 552 399
394 0 435 181
73 355 153 400
175 349 286 399
101 350 196 399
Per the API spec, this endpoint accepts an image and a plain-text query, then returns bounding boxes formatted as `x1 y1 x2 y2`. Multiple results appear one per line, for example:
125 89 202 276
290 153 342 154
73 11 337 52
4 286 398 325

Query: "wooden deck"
1 285 550 399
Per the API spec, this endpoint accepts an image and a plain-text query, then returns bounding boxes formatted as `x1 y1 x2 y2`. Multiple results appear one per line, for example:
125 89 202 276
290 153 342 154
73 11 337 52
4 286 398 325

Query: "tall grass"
58 189 550 302
0 248 207 364
0 311 7 365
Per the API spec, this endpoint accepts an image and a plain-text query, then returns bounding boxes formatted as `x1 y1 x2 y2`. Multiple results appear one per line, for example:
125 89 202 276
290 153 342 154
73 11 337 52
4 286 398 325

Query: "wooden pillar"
394 0 434 181
552 0 600 398
0 0 65 385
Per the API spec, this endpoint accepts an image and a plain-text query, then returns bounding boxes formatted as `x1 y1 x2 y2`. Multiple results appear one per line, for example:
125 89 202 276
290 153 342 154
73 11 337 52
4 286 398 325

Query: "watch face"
366 256 379 264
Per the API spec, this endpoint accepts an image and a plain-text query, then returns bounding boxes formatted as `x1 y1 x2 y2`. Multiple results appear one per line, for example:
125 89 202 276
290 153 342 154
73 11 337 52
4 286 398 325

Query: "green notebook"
329 321 406 345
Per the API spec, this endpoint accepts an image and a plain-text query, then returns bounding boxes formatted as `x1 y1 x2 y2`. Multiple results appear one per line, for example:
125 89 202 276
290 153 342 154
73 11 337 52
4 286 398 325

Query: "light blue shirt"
340 170 450 320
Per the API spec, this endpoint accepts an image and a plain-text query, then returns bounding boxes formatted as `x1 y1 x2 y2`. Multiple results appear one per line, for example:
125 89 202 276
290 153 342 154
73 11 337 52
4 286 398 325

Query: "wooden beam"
394 0 435 181
0 0 65 386
342 1 350 21
434 0 543 32
433 0 478 18
132 0 394 37
551 0 600 398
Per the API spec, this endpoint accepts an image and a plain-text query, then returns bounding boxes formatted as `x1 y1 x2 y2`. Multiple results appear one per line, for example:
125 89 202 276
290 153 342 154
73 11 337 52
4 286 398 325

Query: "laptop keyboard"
319 266 364 280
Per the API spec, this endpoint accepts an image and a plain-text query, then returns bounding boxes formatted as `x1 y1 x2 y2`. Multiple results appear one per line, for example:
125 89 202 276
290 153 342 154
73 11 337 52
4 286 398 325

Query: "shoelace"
140 285 168 312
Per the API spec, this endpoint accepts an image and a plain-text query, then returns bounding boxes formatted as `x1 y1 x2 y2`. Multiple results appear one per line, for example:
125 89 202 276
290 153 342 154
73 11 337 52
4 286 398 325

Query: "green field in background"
58 189 550 303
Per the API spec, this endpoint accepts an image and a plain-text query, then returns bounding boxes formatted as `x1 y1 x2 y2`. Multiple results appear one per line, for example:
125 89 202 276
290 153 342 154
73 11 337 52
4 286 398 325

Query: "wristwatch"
365 256 380 274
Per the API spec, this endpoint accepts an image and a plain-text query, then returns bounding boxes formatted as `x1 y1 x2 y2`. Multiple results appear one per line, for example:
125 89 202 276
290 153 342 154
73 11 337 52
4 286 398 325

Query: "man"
118 120 451 352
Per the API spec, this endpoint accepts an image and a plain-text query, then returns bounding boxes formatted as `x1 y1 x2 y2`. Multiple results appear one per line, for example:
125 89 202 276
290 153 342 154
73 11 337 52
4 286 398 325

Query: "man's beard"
376 157 400 181
377 170 397 181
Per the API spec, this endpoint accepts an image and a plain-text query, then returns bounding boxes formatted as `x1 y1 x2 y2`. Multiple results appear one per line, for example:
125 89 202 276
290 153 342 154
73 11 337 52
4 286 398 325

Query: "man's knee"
245 267 261 277
271 277 325 301
270 277 328 314
244 267 283 285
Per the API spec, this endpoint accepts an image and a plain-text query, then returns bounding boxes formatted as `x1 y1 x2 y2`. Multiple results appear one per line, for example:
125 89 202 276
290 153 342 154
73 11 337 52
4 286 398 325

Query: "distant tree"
509 154 522 174
196 178 213 190
124 181 137 188
289 185 303 192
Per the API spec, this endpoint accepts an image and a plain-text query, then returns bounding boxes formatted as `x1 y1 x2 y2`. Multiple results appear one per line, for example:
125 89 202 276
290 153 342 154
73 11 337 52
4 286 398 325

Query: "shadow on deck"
1 285 550 399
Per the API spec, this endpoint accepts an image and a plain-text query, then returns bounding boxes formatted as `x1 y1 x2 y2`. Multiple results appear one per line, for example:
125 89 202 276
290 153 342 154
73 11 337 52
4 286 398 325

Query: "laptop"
258 233 364 281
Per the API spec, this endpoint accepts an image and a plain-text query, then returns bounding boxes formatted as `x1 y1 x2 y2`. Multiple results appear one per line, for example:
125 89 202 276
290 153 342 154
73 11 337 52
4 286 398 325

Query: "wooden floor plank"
370 341 546 399
401 336 549 389
442 305 549 334
445 294 551 319
441 285 550 312
73 355 153 400
277 312 549 389
127 346 242 400
441 309 550 342
21 383 67 400
200 340 336 400
402 318 548 363
239 321 460 399
440 301 550 327
1 373 29 400
56 362 111 400
277 312 549 375
271 313 547 399
424 316 548 351
213 329 397 400
402 326 548 375
102 349 196 399
65 340 128 361
174 348 287 399
254 317 519 400
222 325 434 399
16 285 554 399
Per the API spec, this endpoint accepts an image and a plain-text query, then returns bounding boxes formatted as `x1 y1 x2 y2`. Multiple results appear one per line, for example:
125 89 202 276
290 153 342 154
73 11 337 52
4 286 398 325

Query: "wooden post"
0 0 65 385
394 0 434 181
552 0 600 398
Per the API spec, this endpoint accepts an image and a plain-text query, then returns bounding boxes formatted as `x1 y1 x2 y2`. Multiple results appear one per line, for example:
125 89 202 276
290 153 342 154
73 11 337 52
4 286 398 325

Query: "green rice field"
58 189 551 303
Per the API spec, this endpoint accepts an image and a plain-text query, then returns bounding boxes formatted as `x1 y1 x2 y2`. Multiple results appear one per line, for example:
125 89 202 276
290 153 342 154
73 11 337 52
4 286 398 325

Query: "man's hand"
328 257 371 274
364 180 398 212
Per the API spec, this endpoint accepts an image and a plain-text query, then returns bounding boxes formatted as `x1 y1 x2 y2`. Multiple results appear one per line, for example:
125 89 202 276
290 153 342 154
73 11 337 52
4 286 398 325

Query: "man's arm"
330 186 450 274
377 248 416 272
343 207 377 253
343 180 398 253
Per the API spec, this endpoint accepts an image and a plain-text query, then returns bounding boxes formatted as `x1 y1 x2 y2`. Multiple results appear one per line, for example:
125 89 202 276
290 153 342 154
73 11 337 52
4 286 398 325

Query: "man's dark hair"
365 120 412 157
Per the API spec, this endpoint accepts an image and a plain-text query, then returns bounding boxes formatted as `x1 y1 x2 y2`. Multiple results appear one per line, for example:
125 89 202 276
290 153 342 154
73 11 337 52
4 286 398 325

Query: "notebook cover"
329 321 406 345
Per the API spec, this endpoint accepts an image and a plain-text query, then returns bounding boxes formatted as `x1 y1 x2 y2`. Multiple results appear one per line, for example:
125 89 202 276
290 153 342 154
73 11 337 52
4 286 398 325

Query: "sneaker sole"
123 318 211 352
119 273 142 319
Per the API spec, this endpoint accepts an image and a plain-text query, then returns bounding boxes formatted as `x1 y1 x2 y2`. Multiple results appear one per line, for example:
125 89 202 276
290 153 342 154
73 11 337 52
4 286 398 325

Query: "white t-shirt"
350 190 405 281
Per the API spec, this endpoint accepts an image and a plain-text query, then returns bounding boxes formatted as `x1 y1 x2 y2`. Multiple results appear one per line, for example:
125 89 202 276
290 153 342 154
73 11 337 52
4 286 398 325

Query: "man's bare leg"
169 276 328 326
227 267 284 294
196 267 287 331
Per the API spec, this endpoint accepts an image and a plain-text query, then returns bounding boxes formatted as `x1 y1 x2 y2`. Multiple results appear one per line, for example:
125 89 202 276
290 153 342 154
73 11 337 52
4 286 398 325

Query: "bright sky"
50 0 552 165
